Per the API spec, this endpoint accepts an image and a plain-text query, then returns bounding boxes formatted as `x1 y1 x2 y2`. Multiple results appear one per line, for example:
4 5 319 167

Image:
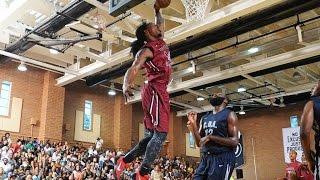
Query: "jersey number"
205 129 213 136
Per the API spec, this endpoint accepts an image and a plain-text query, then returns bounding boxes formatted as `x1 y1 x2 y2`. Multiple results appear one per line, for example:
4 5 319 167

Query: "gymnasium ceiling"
0 0 320 116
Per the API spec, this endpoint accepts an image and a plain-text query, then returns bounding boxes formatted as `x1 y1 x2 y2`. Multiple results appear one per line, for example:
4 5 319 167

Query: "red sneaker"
115 156 128 179
135 170 150 180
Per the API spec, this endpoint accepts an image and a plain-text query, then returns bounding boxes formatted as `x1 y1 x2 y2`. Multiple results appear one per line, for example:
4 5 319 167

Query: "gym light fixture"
279 97 285 107
108 89 116 96
239 106 246 115
191 61 196 74
197 96 205 101
187 67 193 72
17 62 27 72
248 47 259 54
49 49 59 54
108 83 116 96
237 85 246 93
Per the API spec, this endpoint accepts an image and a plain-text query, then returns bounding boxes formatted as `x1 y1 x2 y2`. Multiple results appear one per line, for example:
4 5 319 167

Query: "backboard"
109 0 146 17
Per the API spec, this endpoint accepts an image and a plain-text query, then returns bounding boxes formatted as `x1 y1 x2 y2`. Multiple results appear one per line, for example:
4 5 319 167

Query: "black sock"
139 165 150 176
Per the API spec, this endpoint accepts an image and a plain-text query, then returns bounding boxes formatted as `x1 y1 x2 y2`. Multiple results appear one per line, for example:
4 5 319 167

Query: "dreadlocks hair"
131 22 149 57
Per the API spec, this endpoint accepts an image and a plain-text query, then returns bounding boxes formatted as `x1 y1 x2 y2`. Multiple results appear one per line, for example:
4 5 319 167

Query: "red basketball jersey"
143 39 172 84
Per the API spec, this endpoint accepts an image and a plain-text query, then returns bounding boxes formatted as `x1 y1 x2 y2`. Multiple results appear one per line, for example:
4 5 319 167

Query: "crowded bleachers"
0 133 196 179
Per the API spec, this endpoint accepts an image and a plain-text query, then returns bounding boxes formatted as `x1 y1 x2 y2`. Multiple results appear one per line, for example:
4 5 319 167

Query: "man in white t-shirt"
96 137 103 151
88 146 94 157
51 150 60 162
0 158 12 174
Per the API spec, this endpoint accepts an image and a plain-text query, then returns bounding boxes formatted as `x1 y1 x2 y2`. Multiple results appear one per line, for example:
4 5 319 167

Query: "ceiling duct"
86 0 320 87
0 0 108 64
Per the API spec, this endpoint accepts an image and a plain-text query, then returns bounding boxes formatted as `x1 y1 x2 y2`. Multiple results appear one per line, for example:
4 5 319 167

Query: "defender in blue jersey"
301 81 320 179
187 93 239 180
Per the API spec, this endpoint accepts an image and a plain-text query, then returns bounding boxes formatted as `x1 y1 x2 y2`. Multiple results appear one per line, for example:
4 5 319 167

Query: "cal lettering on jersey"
207 121 217 128
203 122 207 129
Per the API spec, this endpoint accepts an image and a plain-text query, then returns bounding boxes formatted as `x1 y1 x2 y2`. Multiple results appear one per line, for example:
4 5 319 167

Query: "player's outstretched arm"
154 3 164 38
123 48 153 101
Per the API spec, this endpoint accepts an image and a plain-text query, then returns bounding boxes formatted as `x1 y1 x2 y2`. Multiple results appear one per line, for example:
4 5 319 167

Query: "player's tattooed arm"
123 48 153 101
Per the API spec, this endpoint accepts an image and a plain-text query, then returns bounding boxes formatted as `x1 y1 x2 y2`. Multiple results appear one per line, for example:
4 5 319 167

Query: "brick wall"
39 72 65 141
0 62 45 138
113 95 132 150
0 61 134 149
63 82 115 148
167 112 185 157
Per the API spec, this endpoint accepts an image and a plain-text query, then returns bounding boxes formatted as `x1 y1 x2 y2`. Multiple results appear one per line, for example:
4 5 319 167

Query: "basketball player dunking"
187 93 239 180
301 81 320 179
116 1 171 180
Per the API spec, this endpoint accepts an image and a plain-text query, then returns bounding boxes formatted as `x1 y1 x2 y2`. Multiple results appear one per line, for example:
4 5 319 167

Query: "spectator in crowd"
285 150 302 178
278 150 314 180
96 137 103 151
0 132 197 179
122 156 195 180
150 164 163 180
4 133 11 148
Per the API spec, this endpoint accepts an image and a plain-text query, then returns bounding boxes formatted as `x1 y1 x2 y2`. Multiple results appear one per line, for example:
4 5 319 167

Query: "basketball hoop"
182 0 209 22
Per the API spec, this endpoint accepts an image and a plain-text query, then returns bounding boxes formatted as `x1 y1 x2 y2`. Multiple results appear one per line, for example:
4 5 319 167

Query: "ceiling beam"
162 15 187 24
56 48 132 86
56 0 283 86
0 50 78 75
296 66 318 81
241 74 279 92
170 99 202 110
184 89 209 98
66 46 108 63
26 45 74 65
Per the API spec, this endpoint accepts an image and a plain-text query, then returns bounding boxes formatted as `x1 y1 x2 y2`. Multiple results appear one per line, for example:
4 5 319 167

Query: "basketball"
156 0 171 8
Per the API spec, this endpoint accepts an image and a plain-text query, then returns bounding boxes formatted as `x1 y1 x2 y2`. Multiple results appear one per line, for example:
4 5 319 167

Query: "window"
83 100 93 131
0 81 12 116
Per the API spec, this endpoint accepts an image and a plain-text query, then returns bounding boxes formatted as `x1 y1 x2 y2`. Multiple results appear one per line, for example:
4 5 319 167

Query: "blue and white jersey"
199 108 233 154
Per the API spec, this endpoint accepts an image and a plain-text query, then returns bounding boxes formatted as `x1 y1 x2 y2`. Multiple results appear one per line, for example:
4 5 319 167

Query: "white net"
182 0 210 22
